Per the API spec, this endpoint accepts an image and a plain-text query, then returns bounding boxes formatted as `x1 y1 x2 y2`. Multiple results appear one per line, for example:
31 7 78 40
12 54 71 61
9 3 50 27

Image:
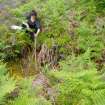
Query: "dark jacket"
27 19 41 33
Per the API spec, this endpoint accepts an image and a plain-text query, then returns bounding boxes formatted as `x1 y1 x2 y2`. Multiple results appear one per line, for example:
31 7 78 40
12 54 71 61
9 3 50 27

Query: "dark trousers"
26 30 35 41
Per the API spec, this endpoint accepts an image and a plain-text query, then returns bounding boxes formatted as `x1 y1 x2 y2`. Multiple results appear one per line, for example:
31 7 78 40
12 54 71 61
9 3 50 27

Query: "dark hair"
30 10 37 17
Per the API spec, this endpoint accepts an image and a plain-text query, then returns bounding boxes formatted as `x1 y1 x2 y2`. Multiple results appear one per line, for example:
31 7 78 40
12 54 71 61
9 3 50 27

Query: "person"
22 10 41 41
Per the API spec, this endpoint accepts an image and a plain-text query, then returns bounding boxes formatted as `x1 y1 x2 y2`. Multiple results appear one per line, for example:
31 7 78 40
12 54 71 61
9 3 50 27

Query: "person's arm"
34 20 41 37
35 28 40 37
22 22 29 29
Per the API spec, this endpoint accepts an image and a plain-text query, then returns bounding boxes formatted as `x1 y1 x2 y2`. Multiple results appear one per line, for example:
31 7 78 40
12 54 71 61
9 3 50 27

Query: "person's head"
30 10 37 22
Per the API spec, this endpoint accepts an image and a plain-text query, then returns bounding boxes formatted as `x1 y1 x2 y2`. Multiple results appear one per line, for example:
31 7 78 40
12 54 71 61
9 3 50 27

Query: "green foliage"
95 0 105 13
0 64 16 104
11 0 72 51
10 78 51 105
11 93 51 105
59 49 96 72
0 27 32 61
48 57 105 105
1 0 105 105
0 0 73 61
0 0 105 60
76 22 105 59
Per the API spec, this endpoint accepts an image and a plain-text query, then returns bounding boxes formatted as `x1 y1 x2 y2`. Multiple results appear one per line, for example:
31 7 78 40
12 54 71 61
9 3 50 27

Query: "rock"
32 73 58 104
32 73 50 88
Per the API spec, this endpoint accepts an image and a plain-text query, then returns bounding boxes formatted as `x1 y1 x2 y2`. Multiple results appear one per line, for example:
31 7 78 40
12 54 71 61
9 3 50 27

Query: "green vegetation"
0 64 16 104
0 0 105 105
49 61 105 105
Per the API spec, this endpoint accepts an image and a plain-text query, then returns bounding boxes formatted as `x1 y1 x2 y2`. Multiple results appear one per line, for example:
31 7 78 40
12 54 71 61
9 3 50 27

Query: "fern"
46 52 105 105
0 64 16 104
11 93 51 105
10 77 51 105
49 67 105 105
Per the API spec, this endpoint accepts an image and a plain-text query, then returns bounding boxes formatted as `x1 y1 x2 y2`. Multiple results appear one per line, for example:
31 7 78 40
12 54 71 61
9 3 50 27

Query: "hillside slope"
1 0 105 105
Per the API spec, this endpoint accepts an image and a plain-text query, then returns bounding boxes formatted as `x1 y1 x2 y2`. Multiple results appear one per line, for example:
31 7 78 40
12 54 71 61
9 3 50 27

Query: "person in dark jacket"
22 10 41 41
